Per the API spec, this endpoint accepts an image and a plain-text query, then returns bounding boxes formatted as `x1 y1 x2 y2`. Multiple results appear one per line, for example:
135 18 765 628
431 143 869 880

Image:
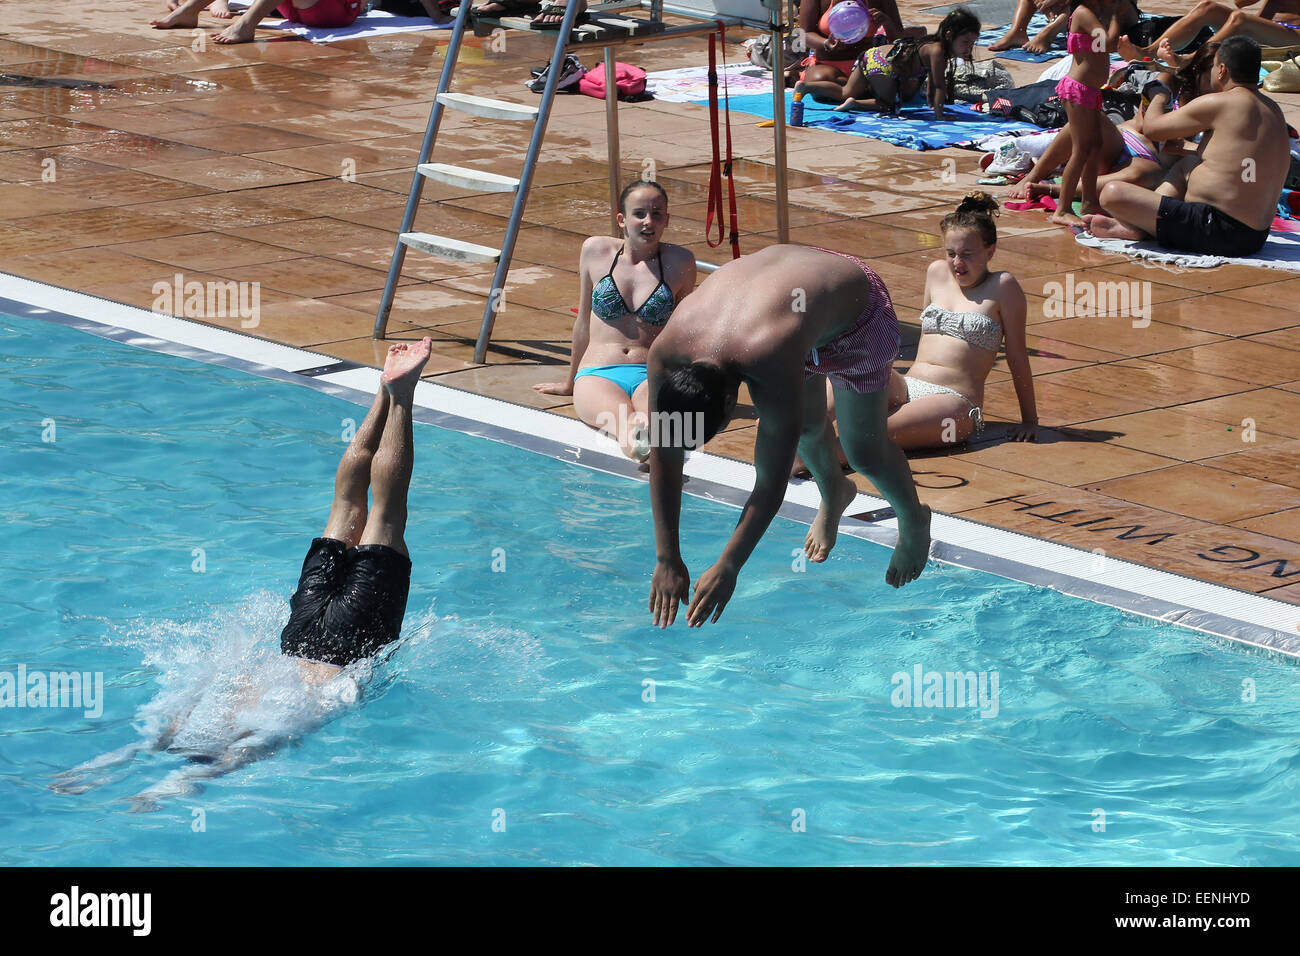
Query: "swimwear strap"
706 26 741 259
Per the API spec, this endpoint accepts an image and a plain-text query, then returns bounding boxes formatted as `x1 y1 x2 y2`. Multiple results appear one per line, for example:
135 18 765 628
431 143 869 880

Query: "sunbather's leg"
1118 0 1232 60
988 0 1035 51
797 64 851 104
213 0 281 43
151 0 217 29
1025 13 1067 54
574 373 648 460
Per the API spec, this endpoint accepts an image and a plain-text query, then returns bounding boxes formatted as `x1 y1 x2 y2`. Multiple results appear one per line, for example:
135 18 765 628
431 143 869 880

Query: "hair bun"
958 191 1000 218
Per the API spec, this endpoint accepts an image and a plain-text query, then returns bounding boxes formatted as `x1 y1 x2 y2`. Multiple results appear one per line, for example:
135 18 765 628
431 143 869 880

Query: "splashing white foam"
55 591 438 804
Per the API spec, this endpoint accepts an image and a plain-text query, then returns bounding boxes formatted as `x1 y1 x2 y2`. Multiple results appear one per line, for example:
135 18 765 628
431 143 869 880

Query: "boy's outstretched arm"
647 356 690 628
686 378 801 626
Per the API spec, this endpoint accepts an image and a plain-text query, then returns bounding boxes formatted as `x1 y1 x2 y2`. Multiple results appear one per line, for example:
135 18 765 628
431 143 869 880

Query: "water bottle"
790 91 805 127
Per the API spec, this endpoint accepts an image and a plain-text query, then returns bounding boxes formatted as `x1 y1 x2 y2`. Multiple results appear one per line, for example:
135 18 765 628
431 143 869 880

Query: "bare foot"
1005 179 1034 201
1117 35 1146 62
804 473 857 563
212 0 235 18
1024 34 1053 54
1051 210 1086 228
213 17 258 43
1155 38 1185 69
988 30 1028 52
885 504 931 588
1082 213 1145 240
832 99 856 112
381 337 433 397
150 9 199 28
1080 201 1104 217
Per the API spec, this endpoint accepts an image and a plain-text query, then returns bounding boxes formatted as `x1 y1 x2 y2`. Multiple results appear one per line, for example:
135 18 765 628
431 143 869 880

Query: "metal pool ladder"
372 2 594 364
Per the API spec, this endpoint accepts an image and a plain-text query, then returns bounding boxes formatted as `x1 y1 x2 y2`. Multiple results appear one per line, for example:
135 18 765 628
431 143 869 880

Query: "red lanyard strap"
705 26 741 259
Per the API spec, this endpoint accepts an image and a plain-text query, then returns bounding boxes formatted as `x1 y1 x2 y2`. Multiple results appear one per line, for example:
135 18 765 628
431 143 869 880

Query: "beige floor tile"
1201 438 1300 491
1081 407 1292 462
236 255 415 298
1171 388 1300 439
105 232 311 271
1085 464 1300 523
956 430 1176 485
1149 339 1300 387
1218 275 1300 312
1233 507 1300 543
1030 315 1226 357
1040 359 1251 406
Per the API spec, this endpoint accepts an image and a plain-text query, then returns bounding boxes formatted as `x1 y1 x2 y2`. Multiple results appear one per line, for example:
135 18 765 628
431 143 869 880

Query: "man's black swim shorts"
1155 195 1271 258
279 537 411 667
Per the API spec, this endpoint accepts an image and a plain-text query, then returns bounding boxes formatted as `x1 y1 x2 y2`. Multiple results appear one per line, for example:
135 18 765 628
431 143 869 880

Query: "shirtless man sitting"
645 245 932 628
1085 36 1289 258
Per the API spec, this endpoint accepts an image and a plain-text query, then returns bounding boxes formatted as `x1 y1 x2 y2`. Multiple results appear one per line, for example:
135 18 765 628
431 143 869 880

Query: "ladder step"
400 232 502 263
418 162 520 192
436 92 538 122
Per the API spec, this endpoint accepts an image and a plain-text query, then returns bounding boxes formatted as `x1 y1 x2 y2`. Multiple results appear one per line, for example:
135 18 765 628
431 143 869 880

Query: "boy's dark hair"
656 362 732 448
619 179 669 214
940 191 999 246
1216 35 1262 86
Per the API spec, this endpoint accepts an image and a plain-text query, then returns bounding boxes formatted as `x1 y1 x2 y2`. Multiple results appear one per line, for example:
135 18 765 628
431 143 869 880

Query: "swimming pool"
4 311 1299 866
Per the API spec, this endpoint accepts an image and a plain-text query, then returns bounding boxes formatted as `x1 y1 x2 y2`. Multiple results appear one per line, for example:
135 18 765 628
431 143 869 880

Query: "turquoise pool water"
3 313 1298 866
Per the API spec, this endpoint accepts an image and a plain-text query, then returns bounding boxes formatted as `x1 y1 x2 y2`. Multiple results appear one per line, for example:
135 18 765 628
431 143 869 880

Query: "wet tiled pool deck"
4 1 1300 607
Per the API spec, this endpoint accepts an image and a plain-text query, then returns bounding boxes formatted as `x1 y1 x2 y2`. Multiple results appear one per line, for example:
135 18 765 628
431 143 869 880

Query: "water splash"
53 591 438 807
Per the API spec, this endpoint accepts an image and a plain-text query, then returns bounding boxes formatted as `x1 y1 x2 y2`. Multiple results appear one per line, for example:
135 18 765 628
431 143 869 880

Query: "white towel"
1075 228 1300 271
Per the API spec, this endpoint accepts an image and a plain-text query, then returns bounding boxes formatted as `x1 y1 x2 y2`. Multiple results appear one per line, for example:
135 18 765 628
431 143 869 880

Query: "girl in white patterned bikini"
886 192 1039 450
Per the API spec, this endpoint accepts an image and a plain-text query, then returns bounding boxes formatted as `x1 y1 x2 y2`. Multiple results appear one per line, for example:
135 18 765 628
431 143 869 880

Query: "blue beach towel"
695 90 1041 151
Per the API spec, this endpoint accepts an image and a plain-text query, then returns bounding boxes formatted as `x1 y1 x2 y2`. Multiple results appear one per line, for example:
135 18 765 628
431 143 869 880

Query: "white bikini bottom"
903 376 985 435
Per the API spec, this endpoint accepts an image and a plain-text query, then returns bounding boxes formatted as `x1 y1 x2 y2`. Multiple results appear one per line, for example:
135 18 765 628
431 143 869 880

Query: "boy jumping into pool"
277 336 429 676
646 245 931 628
52 338 432 806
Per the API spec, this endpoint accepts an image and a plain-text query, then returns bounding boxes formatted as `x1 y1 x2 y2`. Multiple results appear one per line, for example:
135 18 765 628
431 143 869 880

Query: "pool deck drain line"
4 270 1298 660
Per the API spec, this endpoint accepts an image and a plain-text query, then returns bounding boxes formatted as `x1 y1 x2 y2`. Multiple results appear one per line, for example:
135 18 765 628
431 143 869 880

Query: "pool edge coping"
4 270 1297 661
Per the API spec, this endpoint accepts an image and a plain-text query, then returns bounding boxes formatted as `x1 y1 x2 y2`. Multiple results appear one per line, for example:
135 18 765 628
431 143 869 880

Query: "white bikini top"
920 304 1002 353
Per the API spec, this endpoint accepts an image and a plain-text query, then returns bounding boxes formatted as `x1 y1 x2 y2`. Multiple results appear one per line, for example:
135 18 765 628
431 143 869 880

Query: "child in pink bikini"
1052 0 1120 227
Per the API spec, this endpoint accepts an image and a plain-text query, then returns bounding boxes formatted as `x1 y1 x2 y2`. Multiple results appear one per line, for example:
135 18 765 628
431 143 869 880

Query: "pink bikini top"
1066 14 1094 54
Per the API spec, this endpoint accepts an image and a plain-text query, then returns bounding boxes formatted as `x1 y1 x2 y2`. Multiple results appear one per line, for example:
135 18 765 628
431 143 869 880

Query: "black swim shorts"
279 537 412 667
1155 195 1271 258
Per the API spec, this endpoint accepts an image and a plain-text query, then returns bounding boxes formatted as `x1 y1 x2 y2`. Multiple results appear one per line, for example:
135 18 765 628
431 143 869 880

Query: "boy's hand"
650 557 690 628
686 562 737 627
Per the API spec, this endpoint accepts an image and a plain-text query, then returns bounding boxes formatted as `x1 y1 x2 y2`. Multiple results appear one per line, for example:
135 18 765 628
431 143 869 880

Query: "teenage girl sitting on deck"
533 182 696 462
831 8 981 119
892 194 1037 449
790 194 1036 478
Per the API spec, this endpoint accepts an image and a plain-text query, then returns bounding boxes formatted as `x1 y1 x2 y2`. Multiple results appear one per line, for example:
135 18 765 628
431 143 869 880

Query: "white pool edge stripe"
4 271 1298 659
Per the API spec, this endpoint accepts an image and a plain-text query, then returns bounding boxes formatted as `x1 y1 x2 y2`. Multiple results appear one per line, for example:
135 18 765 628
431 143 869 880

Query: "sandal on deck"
529 0 589 29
